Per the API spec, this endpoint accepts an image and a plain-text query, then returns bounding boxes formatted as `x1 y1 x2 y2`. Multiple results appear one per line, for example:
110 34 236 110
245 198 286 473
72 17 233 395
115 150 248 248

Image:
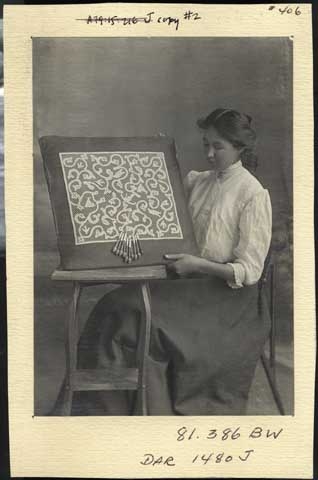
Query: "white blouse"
184 160 272 288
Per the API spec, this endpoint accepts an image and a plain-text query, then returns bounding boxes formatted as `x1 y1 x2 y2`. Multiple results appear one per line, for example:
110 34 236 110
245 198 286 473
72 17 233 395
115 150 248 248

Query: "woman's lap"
72 278 270 415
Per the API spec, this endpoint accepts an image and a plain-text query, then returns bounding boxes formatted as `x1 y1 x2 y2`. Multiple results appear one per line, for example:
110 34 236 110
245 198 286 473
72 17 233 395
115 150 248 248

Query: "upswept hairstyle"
197 108 258 173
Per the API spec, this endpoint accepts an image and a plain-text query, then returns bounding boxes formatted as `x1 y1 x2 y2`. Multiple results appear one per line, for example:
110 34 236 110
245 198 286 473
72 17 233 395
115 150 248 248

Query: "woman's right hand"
164 253 203 278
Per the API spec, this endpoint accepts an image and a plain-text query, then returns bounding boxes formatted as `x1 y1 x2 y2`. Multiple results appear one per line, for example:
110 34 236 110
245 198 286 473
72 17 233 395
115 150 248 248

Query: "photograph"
33 36 294 417
0 19 3 255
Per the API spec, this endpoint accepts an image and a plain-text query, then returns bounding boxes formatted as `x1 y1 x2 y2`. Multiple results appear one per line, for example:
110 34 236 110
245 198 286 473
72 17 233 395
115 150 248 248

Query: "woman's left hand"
164 253 202 277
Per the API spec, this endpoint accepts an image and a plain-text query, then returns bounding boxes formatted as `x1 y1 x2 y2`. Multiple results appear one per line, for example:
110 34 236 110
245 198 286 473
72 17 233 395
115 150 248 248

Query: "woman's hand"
164 253 203 278
164 253 236 283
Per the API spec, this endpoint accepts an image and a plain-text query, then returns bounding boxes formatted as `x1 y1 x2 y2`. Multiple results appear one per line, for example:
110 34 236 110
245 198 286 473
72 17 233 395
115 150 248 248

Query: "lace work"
60 151 183 245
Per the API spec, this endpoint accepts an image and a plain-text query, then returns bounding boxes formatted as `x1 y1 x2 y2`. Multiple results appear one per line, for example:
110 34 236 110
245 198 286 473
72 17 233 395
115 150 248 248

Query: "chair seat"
73 367 139 391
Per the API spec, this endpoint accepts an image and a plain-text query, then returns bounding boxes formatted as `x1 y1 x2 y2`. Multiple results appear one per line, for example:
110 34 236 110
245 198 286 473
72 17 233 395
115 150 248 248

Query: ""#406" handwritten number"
269 5 302 16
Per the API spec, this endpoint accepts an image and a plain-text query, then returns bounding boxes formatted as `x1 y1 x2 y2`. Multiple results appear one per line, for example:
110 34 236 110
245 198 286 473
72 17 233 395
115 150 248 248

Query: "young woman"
67 108 272 416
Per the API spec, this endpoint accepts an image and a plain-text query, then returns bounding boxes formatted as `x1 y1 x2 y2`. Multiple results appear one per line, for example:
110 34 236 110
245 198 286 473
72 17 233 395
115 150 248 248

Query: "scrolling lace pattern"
59 151 183 245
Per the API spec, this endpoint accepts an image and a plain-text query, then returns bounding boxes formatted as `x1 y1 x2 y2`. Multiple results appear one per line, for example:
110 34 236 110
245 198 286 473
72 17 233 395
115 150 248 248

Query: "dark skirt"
58 277 270 416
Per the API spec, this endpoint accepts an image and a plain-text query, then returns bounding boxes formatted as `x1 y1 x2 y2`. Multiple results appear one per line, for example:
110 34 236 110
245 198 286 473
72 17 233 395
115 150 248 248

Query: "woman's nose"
208 147 215 159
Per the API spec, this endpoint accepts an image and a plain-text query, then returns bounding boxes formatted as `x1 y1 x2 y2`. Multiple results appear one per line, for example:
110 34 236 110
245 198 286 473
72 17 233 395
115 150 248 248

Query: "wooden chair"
258 249 286 415
51 265 167 416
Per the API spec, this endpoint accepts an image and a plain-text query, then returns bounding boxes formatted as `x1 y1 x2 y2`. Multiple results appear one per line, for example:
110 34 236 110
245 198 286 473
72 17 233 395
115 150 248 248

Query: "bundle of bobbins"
111 231 143 263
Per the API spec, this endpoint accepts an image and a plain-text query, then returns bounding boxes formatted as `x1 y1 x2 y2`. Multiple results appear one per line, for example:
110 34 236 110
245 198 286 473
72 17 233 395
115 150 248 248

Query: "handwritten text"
76 11 202 31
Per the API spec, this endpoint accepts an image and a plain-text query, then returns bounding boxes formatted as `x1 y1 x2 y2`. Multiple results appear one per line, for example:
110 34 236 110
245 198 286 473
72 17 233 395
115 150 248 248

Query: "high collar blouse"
184 161 272 288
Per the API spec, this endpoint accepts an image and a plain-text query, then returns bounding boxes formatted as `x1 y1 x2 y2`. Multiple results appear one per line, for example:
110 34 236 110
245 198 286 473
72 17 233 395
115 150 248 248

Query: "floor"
34 259 294 416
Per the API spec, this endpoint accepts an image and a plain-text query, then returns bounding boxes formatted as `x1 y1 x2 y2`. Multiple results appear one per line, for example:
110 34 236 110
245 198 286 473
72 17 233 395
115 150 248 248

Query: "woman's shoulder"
239 167 269 199
186 169 211 181
184 170 211 192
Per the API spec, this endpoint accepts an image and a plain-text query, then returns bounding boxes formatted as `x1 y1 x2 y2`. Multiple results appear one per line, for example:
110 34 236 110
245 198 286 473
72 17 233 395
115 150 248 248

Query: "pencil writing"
139 426 284 468
139 449 255 467
75 10 202 31
176 425 284 441
268 5 302 16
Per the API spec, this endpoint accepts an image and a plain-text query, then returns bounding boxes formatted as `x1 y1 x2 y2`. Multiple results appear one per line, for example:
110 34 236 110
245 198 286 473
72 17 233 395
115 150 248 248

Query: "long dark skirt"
56 277 270 416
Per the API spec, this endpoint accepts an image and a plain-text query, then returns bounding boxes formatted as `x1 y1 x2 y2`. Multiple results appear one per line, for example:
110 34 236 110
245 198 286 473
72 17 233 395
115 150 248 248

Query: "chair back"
259 246 274 291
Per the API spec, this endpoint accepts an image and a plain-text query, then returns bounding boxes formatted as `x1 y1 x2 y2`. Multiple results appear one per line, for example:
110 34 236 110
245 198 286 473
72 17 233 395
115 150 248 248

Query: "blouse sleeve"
227 189 272 288
183 170 201 196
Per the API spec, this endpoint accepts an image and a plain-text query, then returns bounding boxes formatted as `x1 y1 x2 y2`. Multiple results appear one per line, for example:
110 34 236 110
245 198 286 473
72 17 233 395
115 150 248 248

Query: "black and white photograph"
0 19 4 256
33 36 293 417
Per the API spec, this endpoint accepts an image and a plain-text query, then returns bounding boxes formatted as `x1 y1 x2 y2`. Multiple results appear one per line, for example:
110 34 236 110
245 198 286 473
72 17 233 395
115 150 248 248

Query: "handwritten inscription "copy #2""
76 11 202 31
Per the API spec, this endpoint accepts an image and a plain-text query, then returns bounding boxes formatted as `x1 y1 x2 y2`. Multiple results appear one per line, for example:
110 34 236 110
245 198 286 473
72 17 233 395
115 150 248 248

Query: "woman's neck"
216 159 242 174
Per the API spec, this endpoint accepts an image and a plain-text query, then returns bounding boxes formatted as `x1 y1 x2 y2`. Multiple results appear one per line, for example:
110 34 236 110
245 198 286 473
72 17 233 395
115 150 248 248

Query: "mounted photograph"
33 36 293 417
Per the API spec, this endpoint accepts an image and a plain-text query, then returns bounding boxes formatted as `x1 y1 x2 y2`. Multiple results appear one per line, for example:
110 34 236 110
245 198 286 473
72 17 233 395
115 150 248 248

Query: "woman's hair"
197 108 258 173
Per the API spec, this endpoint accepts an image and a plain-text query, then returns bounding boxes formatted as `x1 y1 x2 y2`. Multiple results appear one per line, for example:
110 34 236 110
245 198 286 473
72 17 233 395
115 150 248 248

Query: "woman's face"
202 126 241 172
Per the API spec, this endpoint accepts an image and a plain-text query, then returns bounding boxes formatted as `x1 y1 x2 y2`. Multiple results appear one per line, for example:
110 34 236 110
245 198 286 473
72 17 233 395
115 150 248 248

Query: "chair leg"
60 281 81 416
261 353 285 415
135 282 152 416
269 264 276 372
260 260 285 415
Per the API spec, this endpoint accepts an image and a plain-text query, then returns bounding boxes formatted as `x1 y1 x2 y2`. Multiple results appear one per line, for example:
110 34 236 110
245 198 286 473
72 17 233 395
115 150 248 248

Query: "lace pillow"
39 135 198 270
